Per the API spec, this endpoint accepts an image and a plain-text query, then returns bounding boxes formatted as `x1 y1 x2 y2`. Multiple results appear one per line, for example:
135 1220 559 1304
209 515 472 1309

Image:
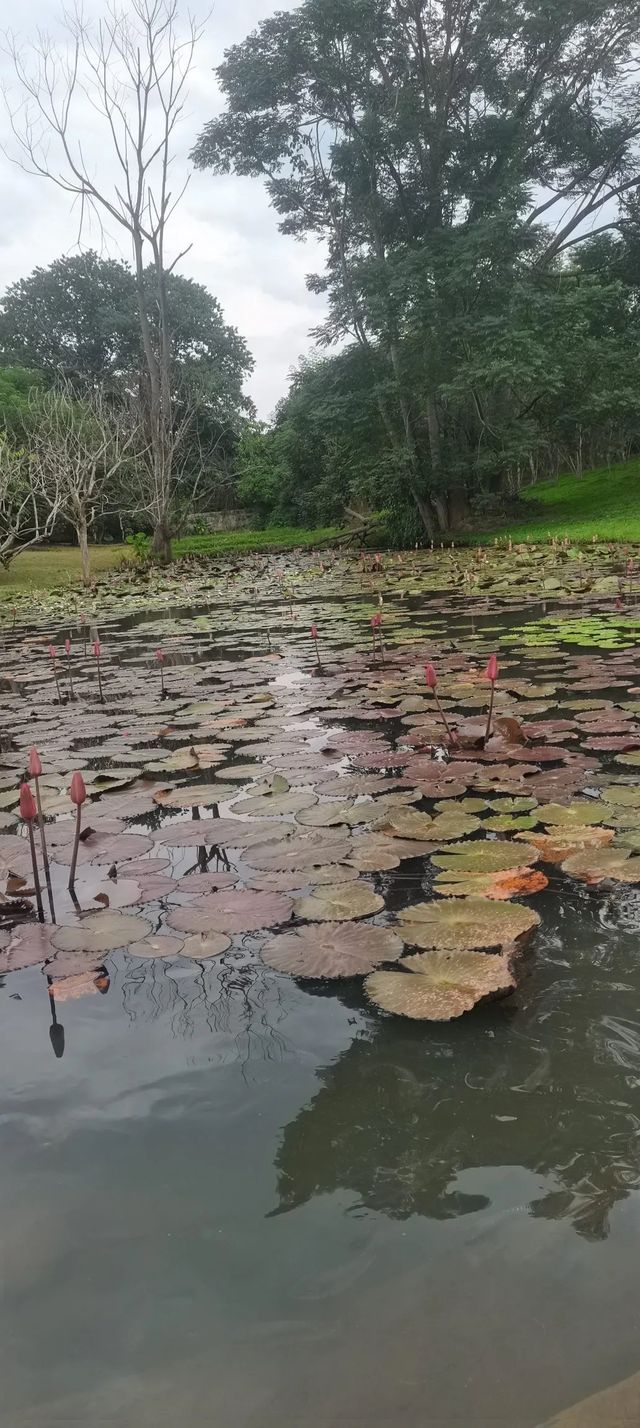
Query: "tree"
193 0 640 532
0 252 255 519
26 384 142 585
6 0 202 561
0 437 59 568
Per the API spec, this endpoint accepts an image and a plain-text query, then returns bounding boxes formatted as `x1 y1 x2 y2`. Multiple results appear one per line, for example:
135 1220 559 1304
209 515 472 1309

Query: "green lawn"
480 460 640 543
0 544 129 594
172 525 339 556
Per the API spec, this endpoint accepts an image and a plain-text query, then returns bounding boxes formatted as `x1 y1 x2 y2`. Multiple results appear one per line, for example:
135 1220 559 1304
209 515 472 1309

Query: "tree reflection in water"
270 885 640 1242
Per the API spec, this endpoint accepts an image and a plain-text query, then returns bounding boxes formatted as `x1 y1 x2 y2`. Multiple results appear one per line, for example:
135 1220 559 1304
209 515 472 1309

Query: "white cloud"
0 0 325 418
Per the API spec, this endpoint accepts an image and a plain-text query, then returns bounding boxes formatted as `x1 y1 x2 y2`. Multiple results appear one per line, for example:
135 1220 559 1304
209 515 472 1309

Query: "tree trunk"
151 515 172 563
77 514 91 586
447 483 470 528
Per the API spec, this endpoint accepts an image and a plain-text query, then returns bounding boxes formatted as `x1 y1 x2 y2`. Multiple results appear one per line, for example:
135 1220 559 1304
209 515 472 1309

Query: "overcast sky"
0 0 326 418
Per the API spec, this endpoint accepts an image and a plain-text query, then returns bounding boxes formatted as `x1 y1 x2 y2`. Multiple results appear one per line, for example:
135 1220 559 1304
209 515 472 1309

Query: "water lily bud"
64 638 71 655
69 770 87 806
310 624 318 639
19 782 37 821
424 663 438 689
28 747 42 777
93 639 101 659
155 648 165 663
485 653 499 683
48 644 57 659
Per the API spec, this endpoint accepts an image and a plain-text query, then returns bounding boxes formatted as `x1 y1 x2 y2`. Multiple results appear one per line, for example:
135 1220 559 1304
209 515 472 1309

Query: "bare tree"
0 437 61 568
27 383 143 585
4 0 201 562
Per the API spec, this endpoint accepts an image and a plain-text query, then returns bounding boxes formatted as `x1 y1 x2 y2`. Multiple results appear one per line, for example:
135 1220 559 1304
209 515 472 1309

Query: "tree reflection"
270 951 640 1241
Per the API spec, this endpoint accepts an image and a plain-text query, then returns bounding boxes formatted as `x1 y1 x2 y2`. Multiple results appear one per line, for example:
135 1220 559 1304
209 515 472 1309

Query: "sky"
0 0 326 419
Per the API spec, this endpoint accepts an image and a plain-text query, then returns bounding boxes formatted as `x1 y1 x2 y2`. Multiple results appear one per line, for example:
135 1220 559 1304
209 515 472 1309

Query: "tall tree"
193 0 640 532
6 0 201 560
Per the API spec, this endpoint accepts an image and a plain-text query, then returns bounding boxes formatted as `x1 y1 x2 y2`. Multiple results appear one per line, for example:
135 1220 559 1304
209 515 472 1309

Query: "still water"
3 880 640 1426
2 590 640 1427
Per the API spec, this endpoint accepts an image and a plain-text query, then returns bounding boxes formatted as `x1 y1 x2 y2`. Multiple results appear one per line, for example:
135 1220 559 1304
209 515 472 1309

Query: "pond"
2 544 640 1427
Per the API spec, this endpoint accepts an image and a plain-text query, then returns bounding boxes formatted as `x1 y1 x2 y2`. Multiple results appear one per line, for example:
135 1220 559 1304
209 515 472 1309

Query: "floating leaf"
538 802 604 826
153 784 238 808
262 922 403 978
432 840 540 874
230 790 317 817
365 951 515 1021
167 889 292 934
127 933 186 959
0 923 56 972
294 881 384 921
374 808 434 840
397 897 539 949
179 932 232 959
51 911 151 957
434 868 549 899
562 846 640 884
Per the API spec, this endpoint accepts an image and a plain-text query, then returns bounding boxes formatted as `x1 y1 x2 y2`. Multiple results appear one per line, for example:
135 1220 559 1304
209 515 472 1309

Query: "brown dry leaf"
435 868 549 900
365 951 515 1021
262 922 403 978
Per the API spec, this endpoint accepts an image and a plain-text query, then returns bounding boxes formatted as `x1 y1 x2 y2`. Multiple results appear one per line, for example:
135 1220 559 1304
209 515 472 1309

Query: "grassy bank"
479 461 640 544
0 544 129 594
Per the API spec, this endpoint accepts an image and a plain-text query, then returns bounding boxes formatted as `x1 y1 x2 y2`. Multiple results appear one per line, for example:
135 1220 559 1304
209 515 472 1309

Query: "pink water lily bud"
485 653 499 683
64 638 71 655
310 624 318 639
155 648 165 663
371 613 381 628
28 747 42 777
48 644 57 659
93 639 101 659
424 663 438 689
19 782 37 821
69 770 87 806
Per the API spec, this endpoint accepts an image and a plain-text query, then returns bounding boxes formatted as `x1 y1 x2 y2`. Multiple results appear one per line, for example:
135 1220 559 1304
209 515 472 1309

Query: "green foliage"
0 251 254 513
194 0 640 536
125 532 152 561
0 367 44 439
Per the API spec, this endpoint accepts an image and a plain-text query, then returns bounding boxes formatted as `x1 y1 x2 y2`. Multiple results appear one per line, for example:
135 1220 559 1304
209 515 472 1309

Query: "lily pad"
51 911 151 956
432 840 540 874
365 951 515 1021
262 922 403 978
167 889 292 934
294 881 384 921
397 897 539 949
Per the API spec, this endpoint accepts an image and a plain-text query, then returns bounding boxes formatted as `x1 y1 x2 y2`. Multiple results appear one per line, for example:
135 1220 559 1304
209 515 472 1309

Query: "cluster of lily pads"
1 542 640 1020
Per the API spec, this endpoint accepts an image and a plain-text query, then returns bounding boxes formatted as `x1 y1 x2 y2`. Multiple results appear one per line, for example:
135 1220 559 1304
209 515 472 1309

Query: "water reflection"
271 886 640 1242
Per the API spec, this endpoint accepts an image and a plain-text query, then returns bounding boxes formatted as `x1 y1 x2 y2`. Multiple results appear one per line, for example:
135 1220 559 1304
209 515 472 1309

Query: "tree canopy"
194 0 640 534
